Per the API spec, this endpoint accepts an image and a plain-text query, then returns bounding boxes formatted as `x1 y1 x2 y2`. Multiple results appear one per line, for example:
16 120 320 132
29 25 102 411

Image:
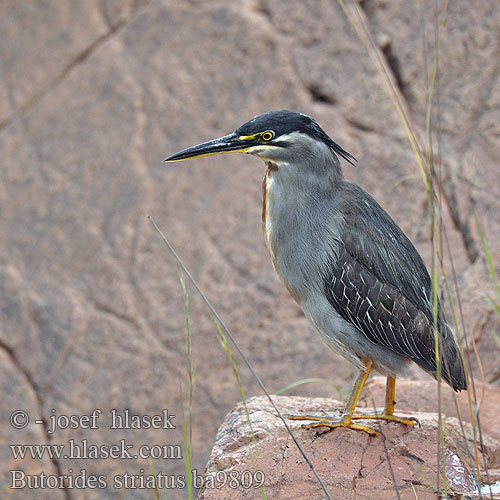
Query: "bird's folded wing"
323 182 439 373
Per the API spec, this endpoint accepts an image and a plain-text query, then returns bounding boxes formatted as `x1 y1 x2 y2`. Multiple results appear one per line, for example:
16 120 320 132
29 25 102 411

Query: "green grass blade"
476 216 500 301
210 315 268 500
476 215 500 349
149 458 160 500
180 275 195 455
179 275 195 500
476 215 500 336
487 296 500 318
179 381 193 500
335 0 428 188
275 378 345 398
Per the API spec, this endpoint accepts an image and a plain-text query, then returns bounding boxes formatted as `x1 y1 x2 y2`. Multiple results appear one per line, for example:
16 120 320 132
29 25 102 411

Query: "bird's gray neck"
266 140 344 214
262 142 345 300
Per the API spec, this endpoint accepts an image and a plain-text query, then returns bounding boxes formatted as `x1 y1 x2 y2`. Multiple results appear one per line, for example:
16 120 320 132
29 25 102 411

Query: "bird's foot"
286 413 378 436
351 409 420 427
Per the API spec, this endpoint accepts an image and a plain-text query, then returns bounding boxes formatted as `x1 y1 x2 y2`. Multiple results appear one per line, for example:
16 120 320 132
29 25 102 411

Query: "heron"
165 110 466 435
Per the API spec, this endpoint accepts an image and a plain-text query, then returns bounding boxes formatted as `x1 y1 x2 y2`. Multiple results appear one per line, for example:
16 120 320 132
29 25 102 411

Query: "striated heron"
165 110 466 435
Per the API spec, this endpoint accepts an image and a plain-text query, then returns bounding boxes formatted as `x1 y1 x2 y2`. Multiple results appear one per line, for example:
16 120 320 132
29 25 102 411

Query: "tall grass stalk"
210 315 268 500
425 1 449 492
149 458 161 500
440 250 489 490
335 0 428 187
179 382 193 500
180 275 194 500
180 275 195 456
425 2 489 492
276 378 345 398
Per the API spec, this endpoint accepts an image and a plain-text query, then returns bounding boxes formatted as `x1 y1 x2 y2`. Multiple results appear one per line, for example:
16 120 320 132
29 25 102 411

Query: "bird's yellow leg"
385 375 396 415
350 376 419 427
288 359 378 436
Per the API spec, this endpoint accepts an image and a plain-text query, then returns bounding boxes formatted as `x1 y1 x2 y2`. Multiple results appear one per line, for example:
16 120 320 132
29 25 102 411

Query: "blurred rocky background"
1 0 499 499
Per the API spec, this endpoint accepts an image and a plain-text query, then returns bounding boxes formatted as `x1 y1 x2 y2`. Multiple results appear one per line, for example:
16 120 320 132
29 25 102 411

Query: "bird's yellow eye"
261 131 274 141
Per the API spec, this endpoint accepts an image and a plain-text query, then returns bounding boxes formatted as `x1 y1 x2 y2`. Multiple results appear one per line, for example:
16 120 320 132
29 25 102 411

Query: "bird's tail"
439 321 467 391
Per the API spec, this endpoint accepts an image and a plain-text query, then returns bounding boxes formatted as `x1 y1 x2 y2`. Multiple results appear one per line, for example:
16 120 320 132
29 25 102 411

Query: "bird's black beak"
164 133 253 162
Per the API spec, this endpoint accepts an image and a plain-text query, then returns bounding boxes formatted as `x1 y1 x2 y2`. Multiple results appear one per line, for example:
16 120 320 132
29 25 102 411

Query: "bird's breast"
262 162 308 305
261 164 344 307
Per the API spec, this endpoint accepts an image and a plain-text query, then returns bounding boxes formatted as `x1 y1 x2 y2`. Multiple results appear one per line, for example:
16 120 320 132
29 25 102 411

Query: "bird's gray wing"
323 182 465 390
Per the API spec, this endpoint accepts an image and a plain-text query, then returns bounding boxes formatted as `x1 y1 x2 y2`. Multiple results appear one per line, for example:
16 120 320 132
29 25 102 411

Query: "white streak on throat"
262 168 277 268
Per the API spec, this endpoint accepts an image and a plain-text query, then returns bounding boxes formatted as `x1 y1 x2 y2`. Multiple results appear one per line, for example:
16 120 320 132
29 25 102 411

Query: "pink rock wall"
1 1 499 499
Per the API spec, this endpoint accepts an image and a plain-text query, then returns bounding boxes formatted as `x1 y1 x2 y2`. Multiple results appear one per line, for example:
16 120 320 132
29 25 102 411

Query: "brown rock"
1 1 498 499
363 376 500 468
0 347 65 500
198 395 499 500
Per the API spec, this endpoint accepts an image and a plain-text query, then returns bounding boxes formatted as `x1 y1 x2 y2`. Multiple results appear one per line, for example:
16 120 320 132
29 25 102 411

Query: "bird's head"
164 110 356 168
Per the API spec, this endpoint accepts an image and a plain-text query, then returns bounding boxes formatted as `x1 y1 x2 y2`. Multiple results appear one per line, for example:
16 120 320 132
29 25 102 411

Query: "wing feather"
323 182 465 390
